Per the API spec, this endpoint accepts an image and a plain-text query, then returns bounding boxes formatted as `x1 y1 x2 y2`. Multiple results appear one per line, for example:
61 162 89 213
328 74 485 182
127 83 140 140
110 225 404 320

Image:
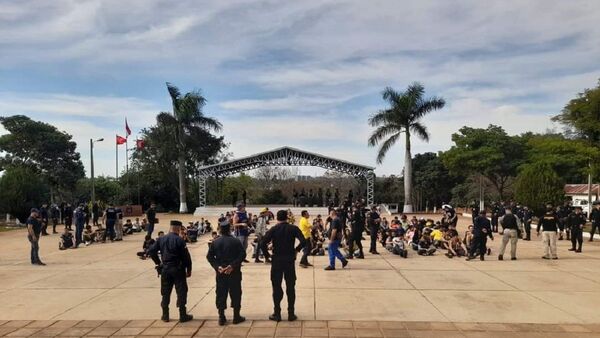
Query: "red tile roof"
564 184 600 195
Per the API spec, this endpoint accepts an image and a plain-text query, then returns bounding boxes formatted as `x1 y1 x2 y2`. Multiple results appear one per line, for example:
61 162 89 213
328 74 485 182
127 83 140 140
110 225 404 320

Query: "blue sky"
1 0 600 177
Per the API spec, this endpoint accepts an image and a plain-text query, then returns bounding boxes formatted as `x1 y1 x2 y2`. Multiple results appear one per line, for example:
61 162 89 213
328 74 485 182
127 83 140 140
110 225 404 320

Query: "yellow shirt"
299 217 312 239
431 229 444 241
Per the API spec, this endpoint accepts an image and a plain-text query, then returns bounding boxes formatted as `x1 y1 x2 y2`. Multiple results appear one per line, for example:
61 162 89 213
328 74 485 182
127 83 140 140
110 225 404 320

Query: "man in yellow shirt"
298 210 313 268
430 226 445 248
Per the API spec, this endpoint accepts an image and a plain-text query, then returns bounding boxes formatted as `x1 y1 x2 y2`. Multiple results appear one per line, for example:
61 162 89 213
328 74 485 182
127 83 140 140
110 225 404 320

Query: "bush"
515 161 564 216
0 166 49 222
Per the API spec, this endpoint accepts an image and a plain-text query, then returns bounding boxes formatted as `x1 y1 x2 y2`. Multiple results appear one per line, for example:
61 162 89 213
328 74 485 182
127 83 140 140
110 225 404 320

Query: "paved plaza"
1 213 600 337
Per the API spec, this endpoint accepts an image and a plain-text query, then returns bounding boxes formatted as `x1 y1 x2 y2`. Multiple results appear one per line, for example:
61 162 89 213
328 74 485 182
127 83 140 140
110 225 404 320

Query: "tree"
441 125 526 200
0 115 84 201
411 152 456 211
0 166 49 222
368 83 445 212
157 83 222 213
515 161 564 215
552 80 600 145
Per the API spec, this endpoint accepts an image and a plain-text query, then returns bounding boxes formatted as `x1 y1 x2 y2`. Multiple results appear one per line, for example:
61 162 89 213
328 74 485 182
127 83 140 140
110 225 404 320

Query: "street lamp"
90 138 104 211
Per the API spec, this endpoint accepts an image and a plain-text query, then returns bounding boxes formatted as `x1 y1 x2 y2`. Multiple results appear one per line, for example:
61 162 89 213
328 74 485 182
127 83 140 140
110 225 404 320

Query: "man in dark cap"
206 219 247 326
26 208 45 265
466 210 494 261
147 220 193 323
568 206 586 253
260 210 306 322
74 203 86 248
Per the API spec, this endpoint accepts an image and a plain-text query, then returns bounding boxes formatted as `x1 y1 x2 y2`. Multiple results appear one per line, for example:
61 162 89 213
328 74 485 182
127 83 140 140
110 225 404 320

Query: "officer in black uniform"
589 201 600 242
206 220 246 326
346 203 365 259
367 206 381 254
522 206 533 241
467 210 494 261
556 202 571 240
148 220 193 323
491 203 500 233
102 204 118 242
568 206 586 253
40 204 49 236
260 210 306 322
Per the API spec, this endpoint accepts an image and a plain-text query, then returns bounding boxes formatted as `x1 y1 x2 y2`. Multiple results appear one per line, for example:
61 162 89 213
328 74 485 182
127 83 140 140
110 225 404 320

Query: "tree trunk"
403 131 414 213
178 154 188 213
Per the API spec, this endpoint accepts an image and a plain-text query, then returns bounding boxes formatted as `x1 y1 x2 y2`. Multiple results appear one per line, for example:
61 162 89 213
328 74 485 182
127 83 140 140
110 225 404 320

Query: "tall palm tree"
368 83 445 213
164 82 222 213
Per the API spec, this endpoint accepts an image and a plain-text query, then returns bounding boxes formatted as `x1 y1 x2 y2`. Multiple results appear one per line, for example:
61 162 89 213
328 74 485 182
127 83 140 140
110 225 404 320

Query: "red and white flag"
116 135 127 145
125 118 131 137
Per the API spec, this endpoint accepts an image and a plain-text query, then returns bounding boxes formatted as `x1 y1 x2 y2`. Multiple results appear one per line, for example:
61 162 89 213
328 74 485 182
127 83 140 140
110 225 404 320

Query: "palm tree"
368 83 445 213
163 82 222 213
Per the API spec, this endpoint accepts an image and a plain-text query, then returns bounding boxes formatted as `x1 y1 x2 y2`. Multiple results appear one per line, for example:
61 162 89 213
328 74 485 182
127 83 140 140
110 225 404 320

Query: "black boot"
161 307 169 322
269 308 281 322
179 306 193 322
288 309 297 322
232 308 245 324
218 309 226 326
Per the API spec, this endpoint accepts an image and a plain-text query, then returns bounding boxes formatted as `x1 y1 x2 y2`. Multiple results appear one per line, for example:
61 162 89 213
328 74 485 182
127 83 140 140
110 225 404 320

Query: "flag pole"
115 135 118 179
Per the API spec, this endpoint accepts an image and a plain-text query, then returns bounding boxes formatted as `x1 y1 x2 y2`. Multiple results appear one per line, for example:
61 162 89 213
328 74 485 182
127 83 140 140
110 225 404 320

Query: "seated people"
187 222 199 242
123 219 134 235
141 218 149 232
430 226 445 248
179 227 189 242
83 225 95 246
446 235 466 258
463 225 474 252
418 232 436 256
132 217 142 232
137 234 156 259
392 234 408 258
59 229 74 250
203 220 212 234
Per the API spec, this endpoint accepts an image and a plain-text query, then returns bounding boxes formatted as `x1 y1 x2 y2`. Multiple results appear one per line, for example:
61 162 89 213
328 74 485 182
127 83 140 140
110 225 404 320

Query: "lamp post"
90 138 104 209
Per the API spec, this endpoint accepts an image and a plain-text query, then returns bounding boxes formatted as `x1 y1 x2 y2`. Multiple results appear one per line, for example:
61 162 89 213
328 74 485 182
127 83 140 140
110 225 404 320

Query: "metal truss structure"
197 146 375 207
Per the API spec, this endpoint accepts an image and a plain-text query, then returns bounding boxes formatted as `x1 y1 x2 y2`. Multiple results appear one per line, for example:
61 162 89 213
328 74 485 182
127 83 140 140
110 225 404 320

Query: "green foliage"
515 161 564 215
522 133 600 183
441 125 526 200
0 166 49 222
75 177 124 205
552 80 600 145
0 115 84 196
412 152 457 209
256 189 288 204
374 176 404 204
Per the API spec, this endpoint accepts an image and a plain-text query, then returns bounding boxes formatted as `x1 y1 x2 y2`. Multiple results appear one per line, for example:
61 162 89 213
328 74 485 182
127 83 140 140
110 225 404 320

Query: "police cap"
170 220 183 227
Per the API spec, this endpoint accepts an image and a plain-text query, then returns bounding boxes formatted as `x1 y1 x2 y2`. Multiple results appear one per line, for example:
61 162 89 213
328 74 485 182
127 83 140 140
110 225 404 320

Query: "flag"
136 139 145 150
116 135 127 145
125 118 131 136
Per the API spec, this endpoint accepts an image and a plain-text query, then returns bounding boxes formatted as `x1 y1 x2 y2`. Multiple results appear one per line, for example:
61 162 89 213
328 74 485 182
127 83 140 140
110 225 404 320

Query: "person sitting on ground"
463 225 474 252
137 234 155 259
59 228 74 250
132 218 142 232
310 226 325 256
187 222 199 242
141 218 149 232
124 219 134 235
203 220 212 234
392 233 408 258
83 225 95 246
179 227 189 242
418 232 436 256
446 235 466 258
385 229 395 251
430 226 445 248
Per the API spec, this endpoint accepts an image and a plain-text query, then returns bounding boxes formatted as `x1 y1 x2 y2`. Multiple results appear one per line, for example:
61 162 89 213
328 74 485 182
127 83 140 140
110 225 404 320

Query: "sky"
1 0 600 177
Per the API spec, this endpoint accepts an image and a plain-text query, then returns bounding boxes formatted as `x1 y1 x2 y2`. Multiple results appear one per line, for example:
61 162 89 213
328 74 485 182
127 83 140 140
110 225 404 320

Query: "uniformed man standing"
522 206 533 241
102 203 118 242
40 204 49 236
467 210 494 261
367 206 381 255
74 204 86 247
568 206 585 253
148 220 193 323
26 208 45 265
556 202 571 240
206 220 246 326
146 203 157 237
498 207 520 261
347 204 365 259
589 201 600 242
537 203 559 260
260 210 306 322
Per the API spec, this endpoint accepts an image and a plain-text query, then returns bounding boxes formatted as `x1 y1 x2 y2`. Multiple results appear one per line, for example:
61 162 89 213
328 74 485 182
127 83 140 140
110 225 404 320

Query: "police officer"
556 202 571 240
537 203 559 260
74 203 86 247
467 210 494 261
522 206 533 241
568 206 586 253
260 210 306 322
146 203 157 237
491 202 500 233
347 203 365 259
498 207 520 261
148 220 193 323
102 203 118 242
367 206 381 254
40 203 49 236
206 220 246 326
589 201 600 242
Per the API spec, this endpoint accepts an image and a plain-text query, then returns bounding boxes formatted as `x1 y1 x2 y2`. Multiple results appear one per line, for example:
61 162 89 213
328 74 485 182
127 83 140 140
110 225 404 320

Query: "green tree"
0 115 84 201
552 80 600 145
164 83 222 213
412 152 457 210
0 166 49 222
75 177 124 205
441 125 526 200
368 83 445 212
515 161 564 215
